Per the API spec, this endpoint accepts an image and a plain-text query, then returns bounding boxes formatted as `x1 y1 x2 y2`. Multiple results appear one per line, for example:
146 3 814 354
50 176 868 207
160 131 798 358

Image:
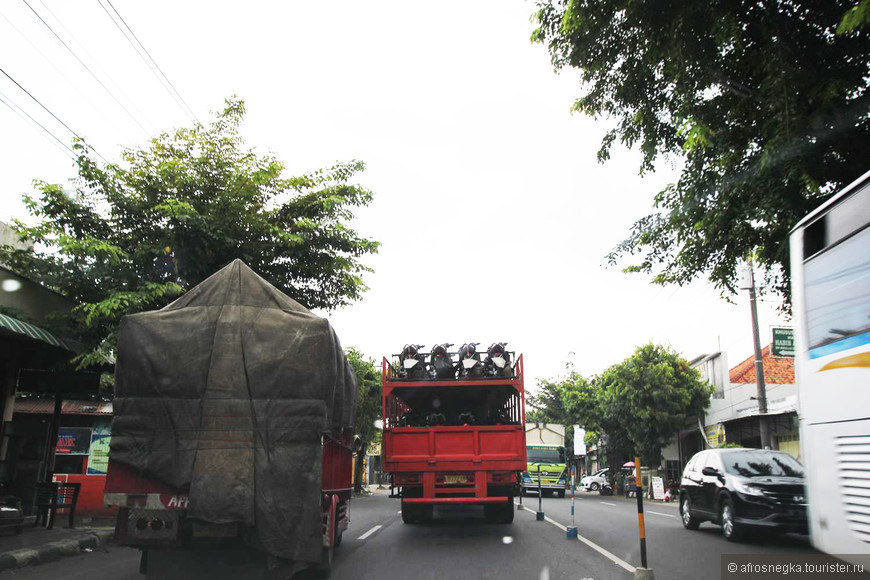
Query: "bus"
790 169 870 561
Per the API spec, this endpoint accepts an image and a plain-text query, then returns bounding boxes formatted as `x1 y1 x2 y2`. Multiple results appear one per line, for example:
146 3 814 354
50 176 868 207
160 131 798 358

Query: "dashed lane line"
517 504 635 574
646 510 676 519
357 524 383 541
599 502 616 506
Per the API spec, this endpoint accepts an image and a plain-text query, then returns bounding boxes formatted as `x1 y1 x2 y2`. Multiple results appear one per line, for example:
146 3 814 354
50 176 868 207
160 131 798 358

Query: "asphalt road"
2 489 819 580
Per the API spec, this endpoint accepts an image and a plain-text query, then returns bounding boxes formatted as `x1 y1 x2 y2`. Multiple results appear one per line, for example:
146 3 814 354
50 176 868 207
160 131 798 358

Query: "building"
663 345 798 476
10 398 115 517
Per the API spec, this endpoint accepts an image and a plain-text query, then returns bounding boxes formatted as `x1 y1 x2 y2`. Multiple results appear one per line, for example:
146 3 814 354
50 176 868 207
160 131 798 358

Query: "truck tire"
557 490 566 498
484 499 515 524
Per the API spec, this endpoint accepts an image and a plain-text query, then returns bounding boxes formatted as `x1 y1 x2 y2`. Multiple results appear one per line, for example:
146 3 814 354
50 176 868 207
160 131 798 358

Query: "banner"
573 426 586 456
705 423 726 448
87 419 111 475
56 427 92 455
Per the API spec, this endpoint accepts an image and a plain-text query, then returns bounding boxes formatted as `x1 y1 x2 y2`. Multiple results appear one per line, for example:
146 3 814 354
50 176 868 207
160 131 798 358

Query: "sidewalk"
0 516 114 573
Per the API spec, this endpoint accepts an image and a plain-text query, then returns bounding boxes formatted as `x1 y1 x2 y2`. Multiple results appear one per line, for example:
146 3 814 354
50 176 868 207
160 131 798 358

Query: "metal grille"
127 508 180 541
836 435 870 543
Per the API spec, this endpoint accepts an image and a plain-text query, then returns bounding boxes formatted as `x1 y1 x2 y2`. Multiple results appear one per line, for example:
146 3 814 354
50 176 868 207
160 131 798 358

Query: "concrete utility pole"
746 265 772 449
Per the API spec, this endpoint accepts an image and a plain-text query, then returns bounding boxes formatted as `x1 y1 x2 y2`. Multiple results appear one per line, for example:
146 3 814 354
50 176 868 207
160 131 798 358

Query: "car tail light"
491 472 513 483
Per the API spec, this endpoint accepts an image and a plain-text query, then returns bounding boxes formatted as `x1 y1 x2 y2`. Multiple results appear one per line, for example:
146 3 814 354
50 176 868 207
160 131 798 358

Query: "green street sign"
771 327 795 357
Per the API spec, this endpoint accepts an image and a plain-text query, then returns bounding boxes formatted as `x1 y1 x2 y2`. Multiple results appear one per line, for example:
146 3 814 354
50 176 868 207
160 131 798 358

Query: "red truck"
382 345 526 524
104 260 356 579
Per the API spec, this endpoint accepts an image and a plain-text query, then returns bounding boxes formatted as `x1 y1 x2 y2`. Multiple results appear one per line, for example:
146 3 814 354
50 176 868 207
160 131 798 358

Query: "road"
3 489 817 580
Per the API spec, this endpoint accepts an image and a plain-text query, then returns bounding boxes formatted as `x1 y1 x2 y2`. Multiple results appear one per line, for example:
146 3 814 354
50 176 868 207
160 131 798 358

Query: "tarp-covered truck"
522 423 568 498
382 348 526 524
104 260 357 579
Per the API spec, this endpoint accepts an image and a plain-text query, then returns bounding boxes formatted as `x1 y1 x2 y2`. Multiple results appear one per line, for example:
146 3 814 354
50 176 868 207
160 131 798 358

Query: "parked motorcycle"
399 344 428 379
484 342 513 378
430 343 456 379
457 342 483 378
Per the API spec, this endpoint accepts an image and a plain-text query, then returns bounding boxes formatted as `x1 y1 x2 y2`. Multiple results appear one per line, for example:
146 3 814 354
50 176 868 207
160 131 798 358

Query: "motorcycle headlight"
734 481 765 497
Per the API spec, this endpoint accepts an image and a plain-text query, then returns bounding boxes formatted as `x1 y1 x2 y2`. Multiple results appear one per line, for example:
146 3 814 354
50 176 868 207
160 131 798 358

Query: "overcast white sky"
0 0 788 389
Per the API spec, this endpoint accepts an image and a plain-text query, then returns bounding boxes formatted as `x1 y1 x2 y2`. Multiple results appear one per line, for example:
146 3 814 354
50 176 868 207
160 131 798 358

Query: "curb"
0 529 114 572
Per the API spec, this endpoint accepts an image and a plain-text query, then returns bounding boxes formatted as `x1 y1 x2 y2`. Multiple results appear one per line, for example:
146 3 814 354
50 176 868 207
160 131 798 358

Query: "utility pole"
745 264 772 449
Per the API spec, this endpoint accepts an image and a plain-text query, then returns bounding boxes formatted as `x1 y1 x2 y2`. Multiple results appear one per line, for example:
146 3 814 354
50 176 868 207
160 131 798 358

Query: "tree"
346 348 382 493
599 344 713 466
532 1 870 307
0 98 379 367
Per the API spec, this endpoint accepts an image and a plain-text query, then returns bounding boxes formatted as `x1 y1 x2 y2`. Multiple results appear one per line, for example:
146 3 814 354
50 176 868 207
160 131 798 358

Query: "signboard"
87 420 111 475
771 327 795 357
573 426 586 456
705 423 726 448
56 427 92 455
651 477 665 500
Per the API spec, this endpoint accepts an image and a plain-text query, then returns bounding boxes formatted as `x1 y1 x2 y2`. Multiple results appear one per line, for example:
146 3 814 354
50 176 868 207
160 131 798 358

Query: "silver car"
580 468 608 491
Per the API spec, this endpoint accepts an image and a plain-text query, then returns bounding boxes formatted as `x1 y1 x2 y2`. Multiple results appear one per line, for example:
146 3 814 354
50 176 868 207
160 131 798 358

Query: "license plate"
444 475 468 484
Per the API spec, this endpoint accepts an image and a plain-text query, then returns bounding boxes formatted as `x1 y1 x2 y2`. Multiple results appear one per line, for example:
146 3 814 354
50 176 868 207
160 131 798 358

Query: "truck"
522 423 569 498
382 346 526 524
104 260 357 579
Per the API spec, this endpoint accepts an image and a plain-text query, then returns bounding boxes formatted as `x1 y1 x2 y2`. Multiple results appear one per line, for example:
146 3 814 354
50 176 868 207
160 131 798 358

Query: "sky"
0 0 789 390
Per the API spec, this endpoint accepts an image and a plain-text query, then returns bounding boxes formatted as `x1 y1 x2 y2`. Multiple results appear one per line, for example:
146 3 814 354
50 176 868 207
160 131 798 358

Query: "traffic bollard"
536 471 545 520
566 484 578 539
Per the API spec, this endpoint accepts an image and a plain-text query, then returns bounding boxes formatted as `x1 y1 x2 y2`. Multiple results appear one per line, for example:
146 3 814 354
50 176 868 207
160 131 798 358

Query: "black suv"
678 448 808 541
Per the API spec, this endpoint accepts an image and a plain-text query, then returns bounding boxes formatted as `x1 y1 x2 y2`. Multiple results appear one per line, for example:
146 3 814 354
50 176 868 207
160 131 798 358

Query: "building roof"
14 399 112 416
729 345 795 384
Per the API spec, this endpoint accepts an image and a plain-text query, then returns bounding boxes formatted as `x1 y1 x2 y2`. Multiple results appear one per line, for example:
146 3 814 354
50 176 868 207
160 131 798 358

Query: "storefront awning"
0 313 73 351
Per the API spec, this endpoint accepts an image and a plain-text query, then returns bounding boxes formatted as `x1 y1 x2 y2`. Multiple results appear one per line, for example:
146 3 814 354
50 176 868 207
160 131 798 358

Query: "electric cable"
0 66 108 164
100 0 200 125
20 0 151 138
34 0 156 131
0 91 77 160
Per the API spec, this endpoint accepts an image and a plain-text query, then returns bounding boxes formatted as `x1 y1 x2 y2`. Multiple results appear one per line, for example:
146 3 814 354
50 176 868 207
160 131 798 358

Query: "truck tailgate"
385 424 525 471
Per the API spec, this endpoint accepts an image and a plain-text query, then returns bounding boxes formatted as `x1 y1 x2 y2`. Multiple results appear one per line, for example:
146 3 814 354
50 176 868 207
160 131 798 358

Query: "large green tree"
599 344 712 466
346 348 382 493
556 345 711 482
1 98 379 367
532 1 870 306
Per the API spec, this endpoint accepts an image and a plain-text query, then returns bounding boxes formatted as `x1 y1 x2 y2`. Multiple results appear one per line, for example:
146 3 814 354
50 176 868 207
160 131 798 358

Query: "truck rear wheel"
401 499 432 524
484 499 514 524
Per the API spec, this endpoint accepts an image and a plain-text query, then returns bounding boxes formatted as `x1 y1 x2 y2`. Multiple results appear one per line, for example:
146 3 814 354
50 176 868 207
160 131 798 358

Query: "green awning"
0 313 73 351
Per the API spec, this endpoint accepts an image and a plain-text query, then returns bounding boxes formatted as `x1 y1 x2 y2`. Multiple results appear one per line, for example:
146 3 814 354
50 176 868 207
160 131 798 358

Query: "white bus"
790 169 870 560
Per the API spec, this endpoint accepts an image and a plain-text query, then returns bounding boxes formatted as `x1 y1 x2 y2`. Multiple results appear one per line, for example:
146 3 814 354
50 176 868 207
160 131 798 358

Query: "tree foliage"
0 98 379 367
552 344 712 469
532 1 870 306
346 348 382 493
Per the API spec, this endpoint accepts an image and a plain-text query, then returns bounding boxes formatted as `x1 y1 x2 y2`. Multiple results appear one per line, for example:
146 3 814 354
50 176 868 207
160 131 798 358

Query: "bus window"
803 225 870 352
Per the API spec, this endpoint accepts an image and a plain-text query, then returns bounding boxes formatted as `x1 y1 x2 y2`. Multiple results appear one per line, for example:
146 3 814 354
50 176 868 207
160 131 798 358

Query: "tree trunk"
353 441 369 494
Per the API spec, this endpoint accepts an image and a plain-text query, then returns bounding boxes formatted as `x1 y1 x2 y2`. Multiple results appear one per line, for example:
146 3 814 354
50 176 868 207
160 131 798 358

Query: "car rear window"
721 451 805 478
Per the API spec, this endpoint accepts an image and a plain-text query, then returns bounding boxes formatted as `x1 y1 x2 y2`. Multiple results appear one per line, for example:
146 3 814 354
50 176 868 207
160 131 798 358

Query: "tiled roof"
14 399 112 415
729 345 795 384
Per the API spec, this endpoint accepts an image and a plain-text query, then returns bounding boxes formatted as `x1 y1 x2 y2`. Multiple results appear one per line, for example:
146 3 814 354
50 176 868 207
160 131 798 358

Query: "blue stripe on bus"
809 331 870 359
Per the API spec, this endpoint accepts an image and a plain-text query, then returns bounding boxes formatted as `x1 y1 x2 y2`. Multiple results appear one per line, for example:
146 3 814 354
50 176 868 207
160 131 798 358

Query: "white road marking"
647 510 676 519
517 503 635 574
357 524 382 540
599 502 616 506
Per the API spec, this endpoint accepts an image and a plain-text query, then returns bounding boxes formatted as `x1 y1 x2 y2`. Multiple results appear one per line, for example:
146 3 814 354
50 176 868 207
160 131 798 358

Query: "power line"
0 90 77 160
20 0 151 138
0 65 108 164
100 0 200 125
33 0 156 132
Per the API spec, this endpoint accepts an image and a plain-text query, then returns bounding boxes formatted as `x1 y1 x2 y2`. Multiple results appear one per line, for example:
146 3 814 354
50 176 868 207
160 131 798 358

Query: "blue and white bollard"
567 485 578 539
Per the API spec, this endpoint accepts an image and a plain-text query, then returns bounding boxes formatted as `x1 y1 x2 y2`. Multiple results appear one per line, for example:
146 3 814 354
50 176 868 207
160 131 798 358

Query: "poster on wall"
87 420 111 475
56 427 92 455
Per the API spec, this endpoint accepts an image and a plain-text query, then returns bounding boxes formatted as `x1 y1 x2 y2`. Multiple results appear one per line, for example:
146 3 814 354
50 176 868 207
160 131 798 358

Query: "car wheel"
680 495 701 530
720 498 744 542
590 482 599 491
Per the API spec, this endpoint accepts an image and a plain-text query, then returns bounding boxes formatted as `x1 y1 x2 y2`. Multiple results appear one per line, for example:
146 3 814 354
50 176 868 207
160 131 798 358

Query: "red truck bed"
382 354 526 521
